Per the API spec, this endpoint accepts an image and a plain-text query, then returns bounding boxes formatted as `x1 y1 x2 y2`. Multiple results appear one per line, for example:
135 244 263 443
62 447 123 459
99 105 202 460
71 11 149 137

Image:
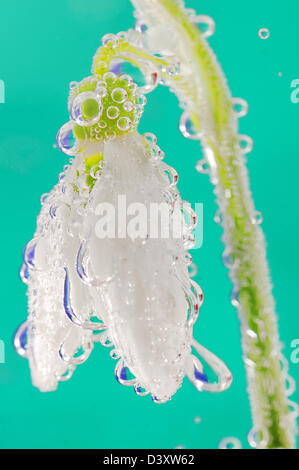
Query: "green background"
0 0 298 449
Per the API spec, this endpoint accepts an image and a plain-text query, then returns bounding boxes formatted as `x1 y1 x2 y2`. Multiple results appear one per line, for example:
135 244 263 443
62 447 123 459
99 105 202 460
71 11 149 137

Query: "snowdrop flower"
15 34 232 402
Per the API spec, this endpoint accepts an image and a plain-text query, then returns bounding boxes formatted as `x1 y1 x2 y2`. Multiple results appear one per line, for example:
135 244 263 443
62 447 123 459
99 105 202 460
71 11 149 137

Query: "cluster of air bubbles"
56 69 147 153
218 437 242 449
143 132 165 162
179 111 203 140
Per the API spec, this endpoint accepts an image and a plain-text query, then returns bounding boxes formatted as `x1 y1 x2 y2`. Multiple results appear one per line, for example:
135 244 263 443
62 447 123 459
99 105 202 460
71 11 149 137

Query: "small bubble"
117 117 131 131
106 106 120 120
193 15 215 38
232 97 248 118
196 159 209 174
251 211 263 225
194 416 201 424
122 101 133 112
179 111 202 140
258 28 270 40
101 33 119 48
219 437 242 449
40 193 49 205
111 87 128 104
56 121 77 156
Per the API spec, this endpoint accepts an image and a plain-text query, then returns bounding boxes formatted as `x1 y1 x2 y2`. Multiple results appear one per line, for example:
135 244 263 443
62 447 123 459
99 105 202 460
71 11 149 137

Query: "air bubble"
70 91 103 127
179 111 202 140
117 117 131 131
196 159 209 174
232 98 248 118
23 238 38 270
102 33 119 48
14 321 30 358
123 101 134 112
19 263 30 284
105 129 116 141
247 427 269 448
238 134 253 154
90 164 102 180
95 83 108 99
110 349 120 360
143 132 157 147
111 87 128 104
193 15 215 38
69 81 78 90
103 71 117 84
56 366 75 382
115 359 137 386
231 289 240 307
107 106 120 120
258 28 270 40
251 211 263 225
219 437 242 449
56 121 78 156
214 210 223 226
119 74 133 87
134 384 149 396
40 193 48 205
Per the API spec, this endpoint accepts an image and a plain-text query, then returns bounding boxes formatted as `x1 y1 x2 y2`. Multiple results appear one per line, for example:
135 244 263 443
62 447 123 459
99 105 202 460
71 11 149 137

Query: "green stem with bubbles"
126 0 296 449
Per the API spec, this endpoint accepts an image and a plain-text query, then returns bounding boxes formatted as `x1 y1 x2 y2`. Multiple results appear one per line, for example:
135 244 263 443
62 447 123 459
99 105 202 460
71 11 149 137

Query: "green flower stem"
128 0 296 448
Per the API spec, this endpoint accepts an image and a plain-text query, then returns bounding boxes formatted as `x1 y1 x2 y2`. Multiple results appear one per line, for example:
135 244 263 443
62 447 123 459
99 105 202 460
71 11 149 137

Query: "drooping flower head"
15 32 232 402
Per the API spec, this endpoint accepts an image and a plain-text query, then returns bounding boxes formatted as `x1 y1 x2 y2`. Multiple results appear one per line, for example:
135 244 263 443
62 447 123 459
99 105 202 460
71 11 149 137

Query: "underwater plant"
14 35 232 403
127 0 298 449
14 0 298 449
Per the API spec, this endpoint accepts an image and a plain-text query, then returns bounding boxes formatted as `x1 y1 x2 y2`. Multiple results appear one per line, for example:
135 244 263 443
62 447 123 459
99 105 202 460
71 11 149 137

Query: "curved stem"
129 0 297 449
